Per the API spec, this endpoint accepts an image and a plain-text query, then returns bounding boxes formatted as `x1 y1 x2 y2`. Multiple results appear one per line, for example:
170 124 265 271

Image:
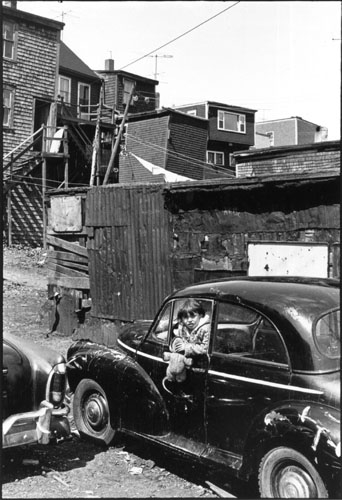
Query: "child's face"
181 311 201 331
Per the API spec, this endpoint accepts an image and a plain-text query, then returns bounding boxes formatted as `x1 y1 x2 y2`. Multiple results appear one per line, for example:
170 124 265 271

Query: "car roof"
171 276 339 305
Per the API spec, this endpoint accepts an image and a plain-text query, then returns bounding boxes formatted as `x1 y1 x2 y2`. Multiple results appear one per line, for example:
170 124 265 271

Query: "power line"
119 2 240 71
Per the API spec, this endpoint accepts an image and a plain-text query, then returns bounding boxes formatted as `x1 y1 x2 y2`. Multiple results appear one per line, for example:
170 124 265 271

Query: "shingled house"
3 2 63 159
118 108 229 183
174 101 257 174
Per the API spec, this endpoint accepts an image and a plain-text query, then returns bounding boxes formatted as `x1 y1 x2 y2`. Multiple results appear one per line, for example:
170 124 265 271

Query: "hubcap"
83 393 108 431
276 465 316 498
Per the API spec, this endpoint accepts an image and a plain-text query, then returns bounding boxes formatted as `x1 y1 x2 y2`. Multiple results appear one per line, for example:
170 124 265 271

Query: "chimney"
3 1 17 7
105 59 114 71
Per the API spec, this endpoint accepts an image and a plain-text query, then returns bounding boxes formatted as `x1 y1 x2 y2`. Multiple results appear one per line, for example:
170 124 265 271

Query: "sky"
18 1 341 139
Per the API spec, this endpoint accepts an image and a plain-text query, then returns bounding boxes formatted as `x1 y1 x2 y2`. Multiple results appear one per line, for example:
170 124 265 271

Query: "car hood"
118 320 153 350
4 332 65 370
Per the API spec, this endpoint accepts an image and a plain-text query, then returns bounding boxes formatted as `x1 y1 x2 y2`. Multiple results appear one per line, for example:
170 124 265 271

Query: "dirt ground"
2 245 257 499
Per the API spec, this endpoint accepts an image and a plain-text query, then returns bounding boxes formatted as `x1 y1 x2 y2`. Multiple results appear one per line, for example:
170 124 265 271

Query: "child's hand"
172 337 185 353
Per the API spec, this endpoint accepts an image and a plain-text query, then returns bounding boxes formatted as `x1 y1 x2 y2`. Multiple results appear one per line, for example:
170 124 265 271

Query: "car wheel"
258 446 328 498
73 378 115 445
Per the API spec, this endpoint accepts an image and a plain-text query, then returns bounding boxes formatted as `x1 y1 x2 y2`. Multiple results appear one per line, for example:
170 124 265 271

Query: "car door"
136 298 214 443
206 300 291 455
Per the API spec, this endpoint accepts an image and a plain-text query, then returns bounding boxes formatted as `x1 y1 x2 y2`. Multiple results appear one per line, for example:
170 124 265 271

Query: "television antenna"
149 54 173 80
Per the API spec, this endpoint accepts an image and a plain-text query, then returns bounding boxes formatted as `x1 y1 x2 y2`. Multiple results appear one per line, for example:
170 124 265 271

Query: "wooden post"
63 125 69 188
7 153 13 246
90 85 104 186
103 83 135 185
42 125 47 250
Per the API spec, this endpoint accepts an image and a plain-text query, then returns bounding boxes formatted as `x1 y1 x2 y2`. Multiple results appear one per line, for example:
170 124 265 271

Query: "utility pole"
149 54 173 80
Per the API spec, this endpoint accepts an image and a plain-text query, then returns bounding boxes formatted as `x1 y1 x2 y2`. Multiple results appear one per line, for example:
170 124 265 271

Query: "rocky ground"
2 245 257 498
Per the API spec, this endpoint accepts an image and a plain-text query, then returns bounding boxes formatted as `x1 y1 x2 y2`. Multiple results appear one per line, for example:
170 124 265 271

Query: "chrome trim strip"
118 340 168 364
208 370 323 394
137 350 168 363
117 338 135 354
118 340 323 395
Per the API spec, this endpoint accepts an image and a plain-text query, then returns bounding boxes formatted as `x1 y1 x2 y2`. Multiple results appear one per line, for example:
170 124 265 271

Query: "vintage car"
66 277 340 498
3 332 70 448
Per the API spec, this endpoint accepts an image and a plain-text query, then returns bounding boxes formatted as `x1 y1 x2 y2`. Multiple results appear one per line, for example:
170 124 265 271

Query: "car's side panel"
207 354 292 455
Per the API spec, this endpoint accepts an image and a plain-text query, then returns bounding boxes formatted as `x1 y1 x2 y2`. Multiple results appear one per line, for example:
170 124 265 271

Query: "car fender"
67 340 169 436
243 401 341 476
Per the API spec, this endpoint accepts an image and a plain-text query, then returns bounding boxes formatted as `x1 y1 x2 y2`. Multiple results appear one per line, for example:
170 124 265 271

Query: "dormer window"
218 110 246 133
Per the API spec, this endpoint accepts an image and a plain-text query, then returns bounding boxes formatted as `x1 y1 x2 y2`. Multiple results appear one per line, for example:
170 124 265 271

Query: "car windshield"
314 309 340 359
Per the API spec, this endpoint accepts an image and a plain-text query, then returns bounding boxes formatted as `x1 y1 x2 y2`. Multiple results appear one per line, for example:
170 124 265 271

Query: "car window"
213 302 288 365
315 309 340 359
149 301 173 343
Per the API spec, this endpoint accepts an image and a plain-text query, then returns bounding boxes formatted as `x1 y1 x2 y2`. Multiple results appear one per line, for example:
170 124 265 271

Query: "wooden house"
95 60 159 115
174 101 257 174
118 108 226 183
2 2 64 246
2 3 63 158
58 41 102 121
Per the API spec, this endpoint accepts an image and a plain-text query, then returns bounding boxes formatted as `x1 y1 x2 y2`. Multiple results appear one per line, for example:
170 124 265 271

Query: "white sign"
248 242 329 278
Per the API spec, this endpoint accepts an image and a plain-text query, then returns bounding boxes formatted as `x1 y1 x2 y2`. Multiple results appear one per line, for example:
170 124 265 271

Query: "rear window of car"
314 308 340 359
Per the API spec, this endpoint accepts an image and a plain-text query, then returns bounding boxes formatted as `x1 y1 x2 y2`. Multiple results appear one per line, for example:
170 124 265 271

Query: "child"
172 299 211 357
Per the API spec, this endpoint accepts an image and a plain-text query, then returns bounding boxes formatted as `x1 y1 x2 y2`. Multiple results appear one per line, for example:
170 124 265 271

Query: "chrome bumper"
3 400 70 449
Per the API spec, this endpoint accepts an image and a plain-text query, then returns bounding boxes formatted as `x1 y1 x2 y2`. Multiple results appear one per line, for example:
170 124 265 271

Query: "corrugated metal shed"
86 183 172 321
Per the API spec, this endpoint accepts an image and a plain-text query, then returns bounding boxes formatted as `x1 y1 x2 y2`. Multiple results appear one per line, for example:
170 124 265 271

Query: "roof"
59 41 100 81
96 68 158 86
162 168 339 194
174 100 257 114
256 116 324 127
3 5 64 30
126 107 208 123
232 140 340 160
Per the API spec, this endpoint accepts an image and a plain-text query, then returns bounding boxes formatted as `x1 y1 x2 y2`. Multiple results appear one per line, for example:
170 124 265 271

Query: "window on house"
218 110 246 133
3 88 14 127
207 151 224 166
187 110 197 116
78 83 90 119
58 76 71 104
123 79 135 105
3 20 15 59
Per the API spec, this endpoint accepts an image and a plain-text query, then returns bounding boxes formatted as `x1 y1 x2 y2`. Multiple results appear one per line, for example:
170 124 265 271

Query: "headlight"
335 441 341 458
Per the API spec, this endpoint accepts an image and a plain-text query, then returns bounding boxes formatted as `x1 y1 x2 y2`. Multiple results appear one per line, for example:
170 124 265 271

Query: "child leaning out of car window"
171 299 211 357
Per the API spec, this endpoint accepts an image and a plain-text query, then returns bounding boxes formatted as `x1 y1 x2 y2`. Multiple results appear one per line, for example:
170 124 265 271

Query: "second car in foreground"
67 277 340 498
